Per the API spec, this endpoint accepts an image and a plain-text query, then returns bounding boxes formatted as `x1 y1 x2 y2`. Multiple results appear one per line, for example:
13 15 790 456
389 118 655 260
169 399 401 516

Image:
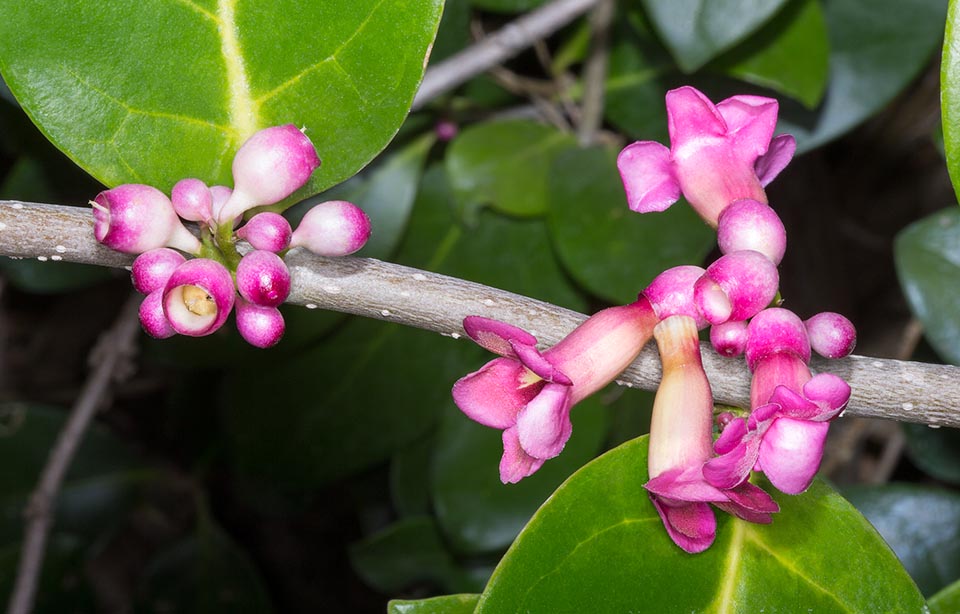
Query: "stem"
1 200 959 429
6 293 140 614
576 0 614 145
412 0 603 111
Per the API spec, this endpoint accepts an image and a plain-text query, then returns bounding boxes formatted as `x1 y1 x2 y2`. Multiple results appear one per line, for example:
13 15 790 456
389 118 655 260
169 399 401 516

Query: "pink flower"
694 250 779 326
235 250 291 308
453 299 659 483
92 184 201 254
703 308 851 495
236 212 293 252
235 298 285 348
617 86 796 226
161 258 236 337
290 200 371 257
171 178 214 224
804 312 857 359
644 315 778 554
216 125 321 224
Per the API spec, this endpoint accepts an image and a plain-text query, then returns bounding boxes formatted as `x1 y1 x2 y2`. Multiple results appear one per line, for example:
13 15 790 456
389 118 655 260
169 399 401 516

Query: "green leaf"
138 523 275 614
0 0 442 195
604 33 670 142
944 0 960 201
714 0 829 109
930 577 960 614
445 120 578 218
782 0 947 151
350 516 482 594
471 0 548 13
223 318 478 490
431 397 608 555
894 208 960 365
547 146 714 304
0 403 147 543
902 422 960 485
640 0 791 72
388 594 481 614
475 436 925 613
433 0 473 62
844 484 960 597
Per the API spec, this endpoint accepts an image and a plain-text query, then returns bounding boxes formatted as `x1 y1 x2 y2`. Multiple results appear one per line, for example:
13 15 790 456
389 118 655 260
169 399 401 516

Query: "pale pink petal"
759 418 829 494
650 496 716 554
452 358 539 429
463 316 537 357
665 86 726 145
516 383 573 459
499 427 545 484
616 141 680 213
755 134 796 187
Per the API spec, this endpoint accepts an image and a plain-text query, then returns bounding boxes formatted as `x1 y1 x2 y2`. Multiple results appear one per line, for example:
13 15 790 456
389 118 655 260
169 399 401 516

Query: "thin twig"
0 200 959 429
6 293 140 614
412 0 603 110
577 0 614 144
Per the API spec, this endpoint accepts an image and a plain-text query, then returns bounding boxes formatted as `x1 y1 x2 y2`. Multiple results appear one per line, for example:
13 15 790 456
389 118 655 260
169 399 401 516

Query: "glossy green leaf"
944 0 960 201
844 484 960 596
138 523 274 613
223 317 478 490
902 422 960 485
0 403 146 543
782 0 947 151
547 146 714 304
930 577 960 614
445 120 578 218
471 0 548 12
715 0 829 109
0 0 442 195
350 516 482 594
388 594 481 614
433 0 472 62
640 0 790 72
431 397 608 555
476 436 924 613
894 208 960 365
604 34 670 142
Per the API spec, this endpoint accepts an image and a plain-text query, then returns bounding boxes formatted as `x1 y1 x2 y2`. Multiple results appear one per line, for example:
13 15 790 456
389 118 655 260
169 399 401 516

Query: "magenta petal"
516 383 573 459
714 417 747 454
500 427 545 484
766 385 820 420
651 496 716 554
511 341 571 386
463 316 537 357
724 481 780 515
759 418 829 494
703 438 757 490
645 467 726 503
617 141 680 213
452 357 538 429
802 373 851 419
715 95 779 159
755 134 796 187
665 86 726 145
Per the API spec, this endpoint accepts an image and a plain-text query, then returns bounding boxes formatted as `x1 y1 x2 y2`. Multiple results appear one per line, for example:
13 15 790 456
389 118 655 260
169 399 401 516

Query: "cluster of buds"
451 86 857 554
92 125 371 347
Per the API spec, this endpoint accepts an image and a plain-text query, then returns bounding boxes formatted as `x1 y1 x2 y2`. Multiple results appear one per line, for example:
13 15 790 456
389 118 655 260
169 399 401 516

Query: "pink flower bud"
171 178 214 223
139 290 176 339
131 248 187 294
216 125 321 223
710 320 748 357
642 265 709 328
694 251 779 325
804 312 857 359
745 308 811 372
235 250 291 307
162 258 235 336
717 199 786 264
92 184 200 254
235 298 285 348
436 120 458 142
236 212 292 252
290 200 371 257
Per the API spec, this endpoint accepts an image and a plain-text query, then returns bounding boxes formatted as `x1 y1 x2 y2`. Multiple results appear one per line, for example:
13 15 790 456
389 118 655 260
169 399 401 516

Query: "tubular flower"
703 308 852 495
91 184 201 254
645 315 778 554
617 86 796 226
161 258 236 337
452 299 659 484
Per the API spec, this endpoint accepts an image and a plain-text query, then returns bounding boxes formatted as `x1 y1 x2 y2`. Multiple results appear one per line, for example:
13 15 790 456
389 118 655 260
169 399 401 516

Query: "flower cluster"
450 86 857 554
92 124 371 347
